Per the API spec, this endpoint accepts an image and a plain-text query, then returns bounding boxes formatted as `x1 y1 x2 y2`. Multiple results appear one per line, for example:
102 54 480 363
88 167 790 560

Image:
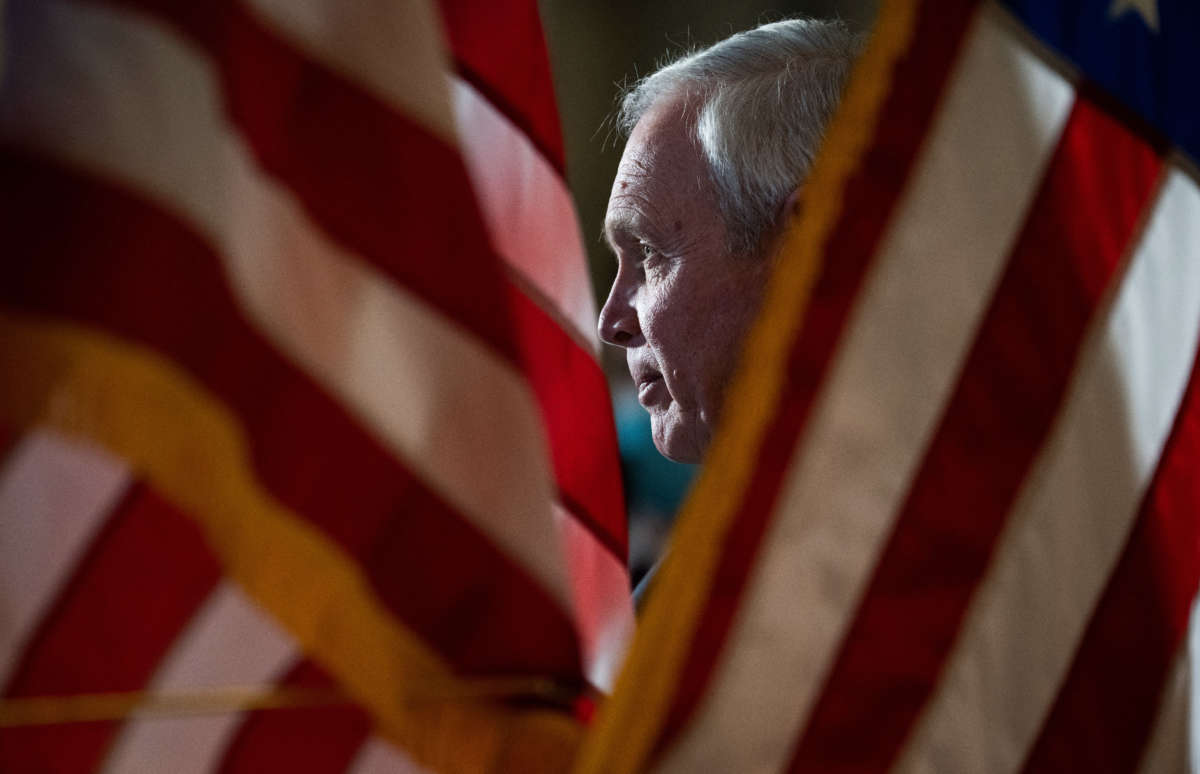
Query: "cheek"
640 292 722 412
669 277 764 405
640 285 699 365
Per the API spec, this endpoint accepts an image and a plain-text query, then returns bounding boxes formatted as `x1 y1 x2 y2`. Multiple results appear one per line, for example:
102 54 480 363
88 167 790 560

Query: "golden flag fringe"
0 675 582 728
0 313 582 773
0 687 350 727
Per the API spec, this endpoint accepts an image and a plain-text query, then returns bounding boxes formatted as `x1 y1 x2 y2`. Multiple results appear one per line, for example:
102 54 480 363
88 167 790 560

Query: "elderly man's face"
599 100 769 463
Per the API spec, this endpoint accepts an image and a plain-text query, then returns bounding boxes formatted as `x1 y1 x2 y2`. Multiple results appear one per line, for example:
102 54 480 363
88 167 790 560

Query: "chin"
652 417 706 464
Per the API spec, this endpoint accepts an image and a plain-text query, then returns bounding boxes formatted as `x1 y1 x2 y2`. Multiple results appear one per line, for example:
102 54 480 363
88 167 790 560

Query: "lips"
637 372 662 389
635 371 666 407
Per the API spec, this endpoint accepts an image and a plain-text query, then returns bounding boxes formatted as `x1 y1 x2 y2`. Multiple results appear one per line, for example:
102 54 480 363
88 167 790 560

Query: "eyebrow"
603 210 655 250
601 219 639 260
599 224 618 255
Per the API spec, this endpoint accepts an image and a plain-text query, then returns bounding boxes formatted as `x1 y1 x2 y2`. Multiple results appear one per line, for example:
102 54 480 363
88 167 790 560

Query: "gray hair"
617 19 864 256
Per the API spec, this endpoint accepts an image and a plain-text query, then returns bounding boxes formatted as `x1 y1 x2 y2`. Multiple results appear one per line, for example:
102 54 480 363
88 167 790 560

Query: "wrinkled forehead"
605 99 707 241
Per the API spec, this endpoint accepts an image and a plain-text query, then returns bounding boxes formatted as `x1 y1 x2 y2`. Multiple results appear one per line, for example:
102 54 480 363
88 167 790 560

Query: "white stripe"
0 429 130 685
557 503 635 692
347 736 433 774
655 10 1075 772
1137 647 1189 774
895 167 1200 774
244 0 456 142
100 583 298 774
0 0 570 608
450 76 600 353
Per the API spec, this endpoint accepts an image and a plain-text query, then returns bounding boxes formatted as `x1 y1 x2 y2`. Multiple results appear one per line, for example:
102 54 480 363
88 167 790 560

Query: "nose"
597 267 640 347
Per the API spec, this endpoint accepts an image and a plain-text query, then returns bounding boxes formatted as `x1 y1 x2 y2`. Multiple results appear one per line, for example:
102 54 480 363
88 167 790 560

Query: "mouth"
636 372 666 406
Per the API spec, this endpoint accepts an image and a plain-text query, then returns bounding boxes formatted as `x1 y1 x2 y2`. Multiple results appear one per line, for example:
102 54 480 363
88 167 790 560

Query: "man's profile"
599 19 863 463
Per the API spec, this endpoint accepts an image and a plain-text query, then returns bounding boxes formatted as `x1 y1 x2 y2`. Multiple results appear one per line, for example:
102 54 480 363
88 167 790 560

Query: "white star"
1109 0 1160 31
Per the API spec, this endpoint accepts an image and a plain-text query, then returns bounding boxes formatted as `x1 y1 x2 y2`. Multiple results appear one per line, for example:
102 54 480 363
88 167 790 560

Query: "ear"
764 187 804 260
778 186 803 225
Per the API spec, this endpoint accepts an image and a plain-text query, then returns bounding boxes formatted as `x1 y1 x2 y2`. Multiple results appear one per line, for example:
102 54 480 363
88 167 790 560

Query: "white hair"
617 19 864 256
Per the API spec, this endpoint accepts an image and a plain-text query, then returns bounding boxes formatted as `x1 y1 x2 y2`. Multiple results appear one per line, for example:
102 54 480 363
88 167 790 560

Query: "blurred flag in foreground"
581 0 1200 771
0 0 624 771
435 0 633 693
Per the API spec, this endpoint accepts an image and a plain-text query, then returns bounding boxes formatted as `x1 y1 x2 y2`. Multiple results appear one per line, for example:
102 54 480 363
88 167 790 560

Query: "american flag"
580 0 1200 771
0 0 627 771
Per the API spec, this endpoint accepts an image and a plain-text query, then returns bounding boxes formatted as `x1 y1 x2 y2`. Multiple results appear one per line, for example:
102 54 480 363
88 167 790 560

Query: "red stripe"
509 286 627 560
652 0 983 756
93 0 520 365
0 482 222 773
0 150 583 682
786 97 1163 773
217 659 369 774
437 0 566 175
432 0 623 554
1019 326 1200 771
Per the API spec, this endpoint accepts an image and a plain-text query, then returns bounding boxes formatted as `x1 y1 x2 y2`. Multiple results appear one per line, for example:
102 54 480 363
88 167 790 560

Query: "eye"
640 242 657 261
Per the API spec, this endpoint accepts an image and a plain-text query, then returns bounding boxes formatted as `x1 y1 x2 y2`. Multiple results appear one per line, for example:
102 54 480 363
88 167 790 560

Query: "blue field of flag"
1001 0 1197 165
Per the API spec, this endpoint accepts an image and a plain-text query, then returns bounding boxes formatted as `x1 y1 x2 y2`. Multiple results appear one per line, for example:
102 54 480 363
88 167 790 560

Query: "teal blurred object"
613 387 695 586
614 388 695 518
